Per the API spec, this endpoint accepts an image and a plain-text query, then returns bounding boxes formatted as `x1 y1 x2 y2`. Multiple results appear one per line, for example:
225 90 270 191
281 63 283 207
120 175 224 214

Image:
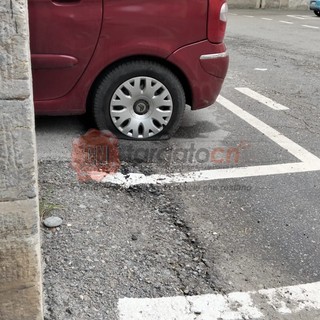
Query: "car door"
28 0 103 101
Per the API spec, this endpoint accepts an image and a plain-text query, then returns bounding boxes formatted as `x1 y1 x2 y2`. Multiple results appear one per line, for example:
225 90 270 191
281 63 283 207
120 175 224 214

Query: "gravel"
39 160 224 320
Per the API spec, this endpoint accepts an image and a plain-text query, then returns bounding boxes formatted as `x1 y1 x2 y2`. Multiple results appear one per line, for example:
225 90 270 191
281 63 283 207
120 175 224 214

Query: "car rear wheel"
314 10 320 16
93 61 186 140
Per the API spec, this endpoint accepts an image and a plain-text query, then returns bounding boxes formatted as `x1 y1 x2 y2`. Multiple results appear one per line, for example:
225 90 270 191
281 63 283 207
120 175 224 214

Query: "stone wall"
228 0 260 9
288 0 309 9
228 0 309 9
0 0 43 319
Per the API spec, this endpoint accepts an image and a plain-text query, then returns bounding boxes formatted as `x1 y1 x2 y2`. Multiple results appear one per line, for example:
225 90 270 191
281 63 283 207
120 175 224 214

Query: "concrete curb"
0 0 43 319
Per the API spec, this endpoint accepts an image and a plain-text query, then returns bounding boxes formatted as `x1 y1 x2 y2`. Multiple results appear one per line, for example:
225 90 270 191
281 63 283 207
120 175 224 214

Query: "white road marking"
235 87 289 111
299 14 319 19
103 162 320 187
118 281 320 320
254 68 268 71
244 15 254 18
287 14 305 20
261 17 273 21
302 24 319 29
218 96 318 164
279 20 294 24
102 95 320 187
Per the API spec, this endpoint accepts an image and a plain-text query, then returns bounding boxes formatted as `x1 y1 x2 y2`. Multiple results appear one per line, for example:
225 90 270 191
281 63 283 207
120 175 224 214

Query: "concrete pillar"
0 0 43 319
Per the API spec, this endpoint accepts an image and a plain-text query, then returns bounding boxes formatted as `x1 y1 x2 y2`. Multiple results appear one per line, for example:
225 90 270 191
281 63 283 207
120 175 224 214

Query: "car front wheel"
93 61 186 140
314 10 320 16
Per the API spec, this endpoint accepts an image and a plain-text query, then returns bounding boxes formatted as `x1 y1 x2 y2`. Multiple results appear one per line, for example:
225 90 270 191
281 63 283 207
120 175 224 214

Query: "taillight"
208 0 228 43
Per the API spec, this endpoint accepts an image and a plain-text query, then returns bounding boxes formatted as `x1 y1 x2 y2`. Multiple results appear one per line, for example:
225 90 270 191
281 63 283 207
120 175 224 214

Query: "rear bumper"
167 40 229 110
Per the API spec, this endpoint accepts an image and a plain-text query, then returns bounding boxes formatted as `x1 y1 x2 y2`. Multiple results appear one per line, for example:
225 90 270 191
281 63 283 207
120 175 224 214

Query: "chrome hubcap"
110 76 173 139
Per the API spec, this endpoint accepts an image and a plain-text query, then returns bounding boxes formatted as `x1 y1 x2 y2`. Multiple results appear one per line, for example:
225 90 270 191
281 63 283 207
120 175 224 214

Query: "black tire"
314 10 320 17
92 60 186 140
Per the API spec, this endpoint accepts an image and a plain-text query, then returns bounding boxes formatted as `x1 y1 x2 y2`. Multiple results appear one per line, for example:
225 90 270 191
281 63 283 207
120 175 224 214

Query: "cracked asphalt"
37 9 320 320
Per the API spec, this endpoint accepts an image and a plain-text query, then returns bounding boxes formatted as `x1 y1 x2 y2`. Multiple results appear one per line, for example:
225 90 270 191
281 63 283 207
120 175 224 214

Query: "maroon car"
28 0 229 140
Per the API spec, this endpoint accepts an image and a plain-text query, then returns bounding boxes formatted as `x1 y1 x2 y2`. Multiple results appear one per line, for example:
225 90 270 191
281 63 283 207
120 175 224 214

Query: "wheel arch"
86 55 192 113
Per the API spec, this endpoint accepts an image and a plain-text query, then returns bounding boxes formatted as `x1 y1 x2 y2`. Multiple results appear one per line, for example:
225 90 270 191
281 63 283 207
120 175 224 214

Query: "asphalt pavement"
37 9 320 320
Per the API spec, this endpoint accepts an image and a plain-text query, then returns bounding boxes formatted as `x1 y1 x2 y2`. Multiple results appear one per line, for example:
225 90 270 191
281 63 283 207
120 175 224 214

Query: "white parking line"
219 96 317 164
235 87 289 111
279 20 294 24
302 25 319 29
118 281 320 320
261 17 273 21
244 15 254 18
102 95 320 187
299 14 319 19
103 162 320 187
287 14 305 20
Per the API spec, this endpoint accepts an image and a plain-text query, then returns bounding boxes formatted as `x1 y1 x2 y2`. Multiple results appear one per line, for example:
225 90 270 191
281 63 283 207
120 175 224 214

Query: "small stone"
131 234 138 241
175 220 184 227
79 204 86 209
43 216 63 228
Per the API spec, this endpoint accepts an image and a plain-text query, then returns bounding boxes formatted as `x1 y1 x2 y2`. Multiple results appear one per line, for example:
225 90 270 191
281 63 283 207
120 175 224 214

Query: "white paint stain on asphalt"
118 281 320 319
103 94 320 187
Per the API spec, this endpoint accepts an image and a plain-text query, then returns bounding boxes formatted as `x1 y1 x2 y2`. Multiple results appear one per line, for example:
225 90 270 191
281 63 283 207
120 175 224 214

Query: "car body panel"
29 0 228 115
310 0 320 10
28 0 103 100
168 41 228 109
